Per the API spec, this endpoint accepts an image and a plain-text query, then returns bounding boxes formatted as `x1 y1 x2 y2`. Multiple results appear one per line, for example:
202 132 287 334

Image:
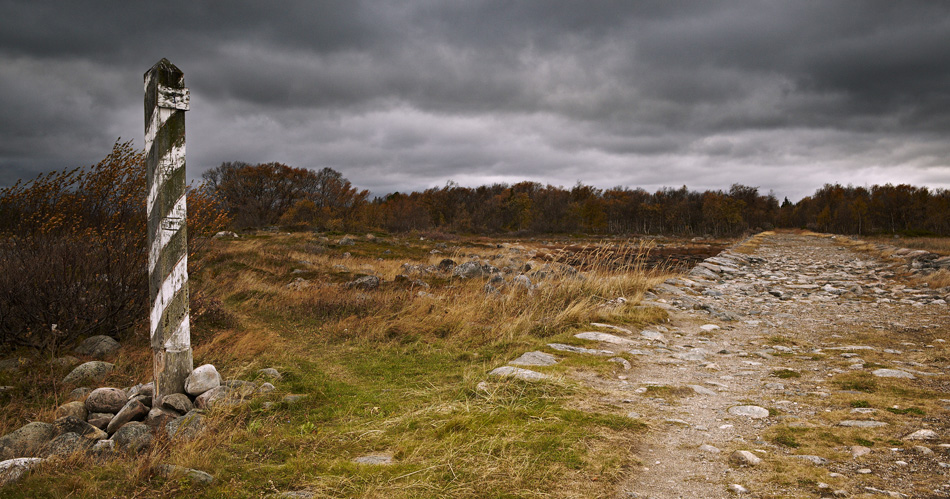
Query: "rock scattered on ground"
62 361 114 385
73 335 120 358
508 351 557 367
488 366 549 382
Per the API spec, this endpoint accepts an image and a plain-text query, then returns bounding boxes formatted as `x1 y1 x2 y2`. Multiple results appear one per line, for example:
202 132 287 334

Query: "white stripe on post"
145 58 194 404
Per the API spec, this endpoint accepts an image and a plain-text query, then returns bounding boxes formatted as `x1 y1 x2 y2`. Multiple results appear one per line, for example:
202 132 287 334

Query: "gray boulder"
91 439 115 456
194 386 233 409
110 422 152 453
67 387 92 401
42 432 91 457
106 399 148 435
512 274 533 289
347 275 380 290
145 408 180 432
87 413 114 431
166 411 205 441
84 387 127 413
224 379 258 398
73 335 120 358
54 401 87 421
257 368 282 381
0 457 44 486
52 417 107 442
161 393 194 414
509 351 557 367
62 361 114 385
453 261 491 279
0 422 57 460
257 382 276 394
184 364 221 396
127 382 154 399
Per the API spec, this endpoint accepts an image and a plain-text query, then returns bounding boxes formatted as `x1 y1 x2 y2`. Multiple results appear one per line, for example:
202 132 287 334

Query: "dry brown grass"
2 232 674 498
732 231 775 254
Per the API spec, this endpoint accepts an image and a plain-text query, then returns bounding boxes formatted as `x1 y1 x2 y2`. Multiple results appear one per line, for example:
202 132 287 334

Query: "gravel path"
497 232 950 498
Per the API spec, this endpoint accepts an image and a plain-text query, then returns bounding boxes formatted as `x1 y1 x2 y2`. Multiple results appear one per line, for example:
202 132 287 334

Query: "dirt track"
603 233 950 498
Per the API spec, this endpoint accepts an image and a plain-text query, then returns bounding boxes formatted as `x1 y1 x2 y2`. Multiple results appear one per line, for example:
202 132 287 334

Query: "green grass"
770 369 801 379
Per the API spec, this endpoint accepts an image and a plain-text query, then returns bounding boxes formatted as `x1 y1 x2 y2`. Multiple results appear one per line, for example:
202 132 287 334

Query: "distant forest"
202 162 950 237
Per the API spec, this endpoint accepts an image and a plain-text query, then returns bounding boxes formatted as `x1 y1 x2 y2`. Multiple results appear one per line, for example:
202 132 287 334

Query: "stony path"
492 233 950 498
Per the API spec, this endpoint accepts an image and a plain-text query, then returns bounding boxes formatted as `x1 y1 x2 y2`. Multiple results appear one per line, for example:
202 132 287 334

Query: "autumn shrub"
0 140 229 353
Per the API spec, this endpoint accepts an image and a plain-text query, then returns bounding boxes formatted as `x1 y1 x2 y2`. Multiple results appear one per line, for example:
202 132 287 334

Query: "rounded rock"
73 335 120 358
110 422 152 453
161 393 194 414
184 364 221 397
0 422 57 460
62 361 114 385
84 387 127 414
54 401 87 421
730 450 763 466
728 405 770 419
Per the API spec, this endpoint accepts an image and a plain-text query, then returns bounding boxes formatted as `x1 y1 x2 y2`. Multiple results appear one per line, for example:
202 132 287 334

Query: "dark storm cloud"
1 0 949 199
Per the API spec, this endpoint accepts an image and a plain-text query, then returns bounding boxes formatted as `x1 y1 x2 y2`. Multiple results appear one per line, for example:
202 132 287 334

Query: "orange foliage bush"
0 140 229 353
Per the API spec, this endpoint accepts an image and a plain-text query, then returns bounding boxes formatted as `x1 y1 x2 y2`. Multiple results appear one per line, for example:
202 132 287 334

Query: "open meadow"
0 232 701 498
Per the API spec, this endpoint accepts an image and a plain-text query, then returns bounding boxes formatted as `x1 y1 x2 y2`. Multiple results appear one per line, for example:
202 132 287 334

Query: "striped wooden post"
145 58 193 403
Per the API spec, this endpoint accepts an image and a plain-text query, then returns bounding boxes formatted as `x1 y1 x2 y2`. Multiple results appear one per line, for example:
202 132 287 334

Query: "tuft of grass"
643 385 694 398
771 369 801 379
834 372 877 393
886 407 925 416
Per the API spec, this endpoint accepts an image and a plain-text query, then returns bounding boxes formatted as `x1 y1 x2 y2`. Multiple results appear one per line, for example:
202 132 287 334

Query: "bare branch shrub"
0 140 229 353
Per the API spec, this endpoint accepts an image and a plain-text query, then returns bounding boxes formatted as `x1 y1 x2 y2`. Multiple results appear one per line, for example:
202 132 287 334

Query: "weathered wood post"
145 58 193 403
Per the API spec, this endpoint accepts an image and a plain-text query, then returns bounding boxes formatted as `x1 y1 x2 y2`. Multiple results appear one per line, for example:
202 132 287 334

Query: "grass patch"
771 369 801 379
834 372 877 393
886 407 925 416
643 385 694 399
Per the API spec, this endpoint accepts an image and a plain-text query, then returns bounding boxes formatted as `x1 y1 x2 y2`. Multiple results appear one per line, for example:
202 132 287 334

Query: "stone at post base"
152 348 193 406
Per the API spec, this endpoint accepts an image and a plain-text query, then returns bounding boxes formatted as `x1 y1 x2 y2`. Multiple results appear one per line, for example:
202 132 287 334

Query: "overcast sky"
2 1 949 200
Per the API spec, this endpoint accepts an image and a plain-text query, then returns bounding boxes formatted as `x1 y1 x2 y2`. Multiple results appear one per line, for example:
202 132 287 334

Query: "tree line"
201 161 950 237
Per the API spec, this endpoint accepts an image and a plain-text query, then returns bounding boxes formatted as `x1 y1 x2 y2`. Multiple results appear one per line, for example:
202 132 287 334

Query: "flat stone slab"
639 330 667 342
793 455 829 465
673 349 708 362
488 366 549 381
838 420 888 428
509 351 558 367
547 343 614 356
728 405 770 418
574 332 635 345
699 324 720 331
903 429 938 441
688 385 717 396
872 368 915 379
353 454 393 465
